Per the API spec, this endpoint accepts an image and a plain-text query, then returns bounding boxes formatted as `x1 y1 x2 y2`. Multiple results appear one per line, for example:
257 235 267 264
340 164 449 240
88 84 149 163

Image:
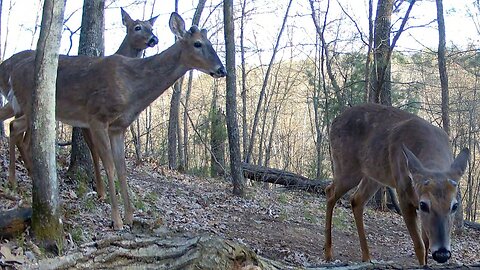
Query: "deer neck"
115 38 144 58
123 43 188 124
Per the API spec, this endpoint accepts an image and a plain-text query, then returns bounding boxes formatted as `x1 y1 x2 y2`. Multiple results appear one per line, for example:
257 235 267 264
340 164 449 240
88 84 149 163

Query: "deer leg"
81 128 105 200
8 116 29 185
350 178 381 262
398 191 425 266
324 174 362 261
7 121 18 186
109 130 133 225
88 126 123 230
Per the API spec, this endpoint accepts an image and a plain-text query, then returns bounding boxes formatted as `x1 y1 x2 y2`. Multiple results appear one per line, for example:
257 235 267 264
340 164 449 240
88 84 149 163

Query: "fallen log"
241 162 330 194
22 233 477 270
0 207 32 239
465 220 480 231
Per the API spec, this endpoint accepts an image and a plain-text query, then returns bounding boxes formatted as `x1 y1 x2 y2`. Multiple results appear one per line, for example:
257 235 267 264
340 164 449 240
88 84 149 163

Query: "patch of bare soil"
1 145 480 269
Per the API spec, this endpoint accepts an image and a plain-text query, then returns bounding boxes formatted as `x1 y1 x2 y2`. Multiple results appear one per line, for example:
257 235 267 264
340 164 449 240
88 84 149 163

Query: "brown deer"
324 103 469 265
1 8 158 192
7 12 226 230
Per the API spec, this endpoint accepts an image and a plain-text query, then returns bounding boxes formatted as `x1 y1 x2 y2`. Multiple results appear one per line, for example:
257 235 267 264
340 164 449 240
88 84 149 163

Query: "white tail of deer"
0 8 158 189
8 12 226 230
325 103 469 265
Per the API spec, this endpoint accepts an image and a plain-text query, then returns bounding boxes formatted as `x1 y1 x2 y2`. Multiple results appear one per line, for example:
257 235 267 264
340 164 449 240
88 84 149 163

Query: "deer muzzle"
147 36 159 47
432 247 451 263
211 66 227 78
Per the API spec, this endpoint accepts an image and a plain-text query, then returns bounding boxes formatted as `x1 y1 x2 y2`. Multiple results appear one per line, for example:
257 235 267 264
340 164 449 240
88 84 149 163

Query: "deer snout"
211 66 226 78
147 36 158 47
432 247 451 263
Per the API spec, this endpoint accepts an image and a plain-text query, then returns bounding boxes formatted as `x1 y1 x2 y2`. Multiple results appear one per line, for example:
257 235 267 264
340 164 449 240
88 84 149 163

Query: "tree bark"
67 0 105 184
240 0 248 160
436 0 463 233
224 0 245 196
30 0 65 253
369 0 393 105
210 83 226 177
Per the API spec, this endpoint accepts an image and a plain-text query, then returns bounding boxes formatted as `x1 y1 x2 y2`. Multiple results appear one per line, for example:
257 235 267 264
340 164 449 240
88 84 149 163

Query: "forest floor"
1 143 480 269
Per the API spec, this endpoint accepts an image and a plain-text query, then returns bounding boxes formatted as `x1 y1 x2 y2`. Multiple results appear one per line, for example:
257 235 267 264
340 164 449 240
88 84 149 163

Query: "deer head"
403 145 469 263
121 7 158 49
169 12 226 78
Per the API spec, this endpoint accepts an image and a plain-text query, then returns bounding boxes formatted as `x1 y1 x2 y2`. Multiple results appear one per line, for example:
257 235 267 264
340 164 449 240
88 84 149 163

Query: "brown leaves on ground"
1 148 480 269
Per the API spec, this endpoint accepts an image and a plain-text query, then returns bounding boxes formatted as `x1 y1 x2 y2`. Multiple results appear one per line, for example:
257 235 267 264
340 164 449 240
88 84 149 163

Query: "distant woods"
1 0 479 222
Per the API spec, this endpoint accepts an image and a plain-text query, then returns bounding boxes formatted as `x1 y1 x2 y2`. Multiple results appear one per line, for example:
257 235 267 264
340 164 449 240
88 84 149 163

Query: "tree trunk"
240 0 248 160
224 0 245 196
210 84 226 177
436 0 463 232
369 0 393 105
168 81 181 169
67 0 105 184
30 0 65 253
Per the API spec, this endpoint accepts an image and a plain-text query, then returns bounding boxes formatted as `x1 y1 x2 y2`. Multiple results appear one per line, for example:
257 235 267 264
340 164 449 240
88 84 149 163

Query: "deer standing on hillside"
324 103 469 265
7 12 225 230
1 8 158 194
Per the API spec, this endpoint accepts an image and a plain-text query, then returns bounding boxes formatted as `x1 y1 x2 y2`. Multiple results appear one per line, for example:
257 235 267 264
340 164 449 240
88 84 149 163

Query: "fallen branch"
0 207 32 238
241 162 330 194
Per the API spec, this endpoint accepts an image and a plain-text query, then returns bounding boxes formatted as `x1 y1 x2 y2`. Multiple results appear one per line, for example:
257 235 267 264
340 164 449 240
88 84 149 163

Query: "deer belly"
57 116 89 128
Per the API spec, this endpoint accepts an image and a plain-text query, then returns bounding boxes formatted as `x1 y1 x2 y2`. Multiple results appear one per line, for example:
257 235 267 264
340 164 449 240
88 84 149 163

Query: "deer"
0 8 158 194
324 103 469 266
7 12 225 230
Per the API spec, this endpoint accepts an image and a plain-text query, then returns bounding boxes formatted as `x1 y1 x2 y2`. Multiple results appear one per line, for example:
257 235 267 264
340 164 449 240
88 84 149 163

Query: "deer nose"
216 66 227 77
432 247 451 263
147 36 158 47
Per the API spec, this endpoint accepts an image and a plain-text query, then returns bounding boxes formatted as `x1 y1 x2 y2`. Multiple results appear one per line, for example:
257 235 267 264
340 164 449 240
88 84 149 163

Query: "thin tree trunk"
224 0 245 195
30 0 65 253
183 71 193 170
68 0 105 183
240 0 248 160
436 0 462 232
245 0 293 164
364 0 374 102
210 83 226 177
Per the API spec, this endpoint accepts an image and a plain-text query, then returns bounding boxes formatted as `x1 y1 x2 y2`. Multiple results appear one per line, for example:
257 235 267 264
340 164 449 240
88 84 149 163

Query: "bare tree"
224 0 244 195
68 0 105 183
30 0 65 253
245 0 293 164
169 0 206 171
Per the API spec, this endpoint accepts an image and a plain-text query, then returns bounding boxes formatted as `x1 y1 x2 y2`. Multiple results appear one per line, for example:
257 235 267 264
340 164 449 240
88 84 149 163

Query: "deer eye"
419 202 430 213
134 25 142 31
194 41 202 48
451 202 458 213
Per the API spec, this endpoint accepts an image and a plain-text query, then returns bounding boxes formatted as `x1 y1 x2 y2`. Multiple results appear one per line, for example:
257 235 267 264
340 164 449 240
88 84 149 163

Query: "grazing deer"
1 8 158 192
324 103 469 265
7 12 225 230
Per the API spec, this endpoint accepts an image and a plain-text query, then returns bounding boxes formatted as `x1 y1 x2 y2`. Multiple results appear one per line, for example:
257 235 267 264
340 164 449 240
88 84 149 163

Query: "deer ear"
450 148 469 177
121 8 133 26
149 15 159 26
169 12 186 39
402 144 425 176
